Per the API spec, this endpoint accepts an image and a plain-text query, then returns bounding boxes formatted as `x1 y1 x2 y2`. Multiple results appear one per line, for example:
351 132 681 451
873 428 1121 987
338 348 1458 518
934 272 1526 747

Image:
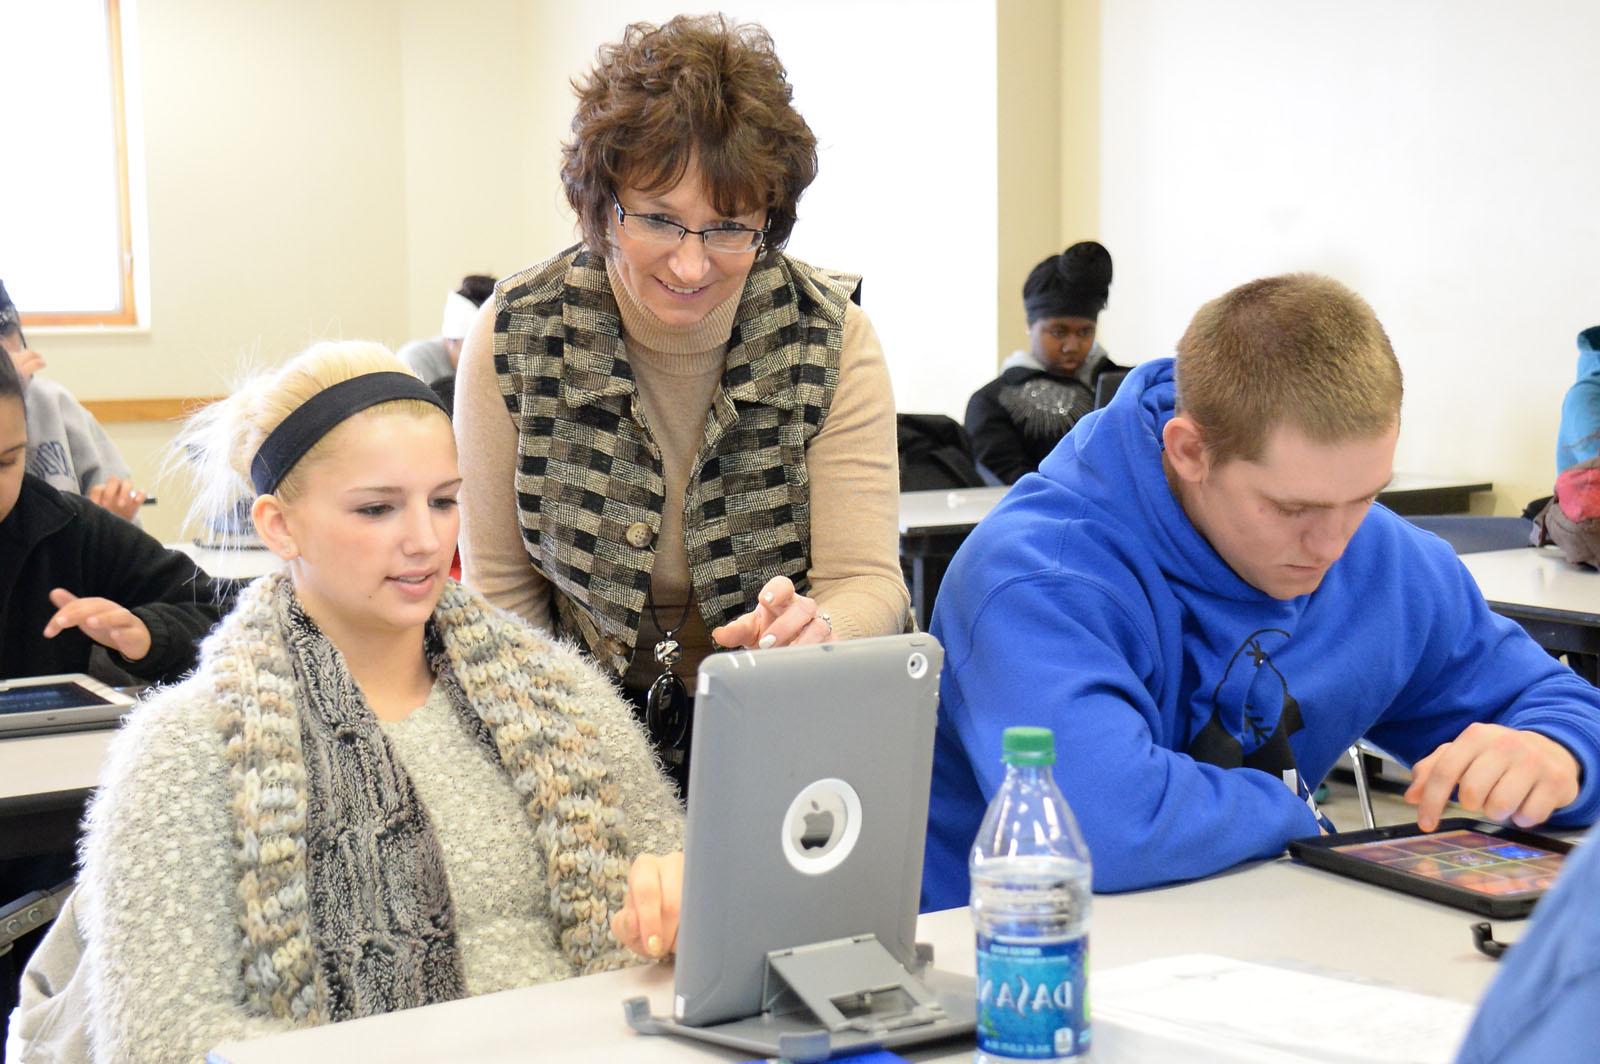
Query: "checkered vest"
492 246 859 676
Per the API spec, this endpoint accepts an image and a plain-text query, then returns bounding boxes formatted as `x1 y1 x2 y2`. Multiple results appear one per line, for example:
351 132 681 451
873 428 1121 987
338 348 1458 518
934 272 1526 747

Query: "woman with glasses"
453 15 908 796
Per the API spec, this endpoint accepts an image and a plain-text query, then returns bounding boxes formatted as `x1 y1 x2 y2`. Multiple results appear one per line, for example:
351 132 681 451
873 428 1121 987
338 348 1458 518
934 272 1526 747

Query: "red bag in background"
1533 458 1600 567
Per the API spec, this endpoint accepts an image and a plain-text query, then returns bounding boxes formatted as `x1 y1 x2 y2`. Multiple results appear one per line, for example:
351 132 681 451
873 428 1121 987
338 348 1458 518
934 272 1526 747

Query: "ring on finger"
817 610 832 632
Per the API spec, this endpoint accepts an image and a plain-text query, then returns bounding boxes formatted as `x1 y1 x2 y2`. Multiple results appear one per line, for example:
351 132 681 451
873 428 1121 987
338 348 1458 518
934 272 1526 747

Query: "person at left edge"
0 280 147 521
0 340 218 683
454 15 908 792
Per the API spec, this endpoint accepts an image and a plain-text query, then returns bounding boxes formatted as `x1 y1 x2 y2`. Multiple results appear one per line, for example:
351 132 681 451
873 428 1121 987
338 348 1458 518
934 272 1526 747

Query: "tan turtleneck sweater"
455 257 909 685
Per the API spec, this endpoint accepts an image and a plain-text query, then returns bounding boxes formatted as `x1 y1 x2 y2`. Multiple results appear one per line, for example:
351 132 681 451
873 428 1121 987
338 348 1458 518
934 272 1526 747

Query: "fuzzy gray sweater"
6 580 683 1064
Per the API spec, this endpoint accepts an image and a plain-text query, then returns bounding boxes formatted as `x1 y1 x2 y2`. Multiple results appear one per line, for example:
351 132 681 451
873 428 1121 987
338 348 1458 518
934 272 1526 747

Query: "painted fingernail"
758 634 776 649
647 934 663 957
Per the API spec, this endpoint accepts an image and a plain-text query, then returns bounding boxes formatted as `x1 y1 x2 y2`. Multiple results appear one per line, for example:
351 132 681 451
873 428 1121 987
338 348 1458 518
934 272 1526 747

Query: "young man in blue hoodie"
922 274 1600 905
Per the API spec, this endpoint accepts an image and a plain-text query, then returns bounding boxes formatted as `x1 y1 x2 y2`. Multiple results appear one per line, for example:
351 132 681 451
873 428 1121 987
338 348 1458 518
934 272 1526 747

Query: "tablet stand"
624 934 975 1062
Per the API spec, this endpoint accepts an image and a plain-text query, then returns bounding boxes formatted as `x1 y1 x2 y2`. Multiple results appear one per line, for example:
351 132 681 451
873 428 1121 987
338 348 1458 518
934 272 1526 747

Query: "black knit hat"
0 280 20 340
1023 241 1113 324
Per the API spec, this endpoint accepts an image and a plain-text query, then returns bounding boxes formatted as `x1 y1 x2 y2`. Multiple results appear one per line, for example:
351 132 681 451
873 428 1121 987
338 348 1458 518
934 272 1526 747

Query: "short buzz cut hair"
1175 273 1403 465
560 13 818 259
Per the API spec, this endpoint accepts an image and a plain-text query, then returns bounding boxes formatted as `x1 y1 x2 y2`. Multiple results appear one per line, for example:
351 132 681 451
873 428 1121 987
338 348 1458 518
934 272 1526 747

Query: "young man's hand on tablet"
614 851 684 960
42 588 152 662
1405 722 1581 831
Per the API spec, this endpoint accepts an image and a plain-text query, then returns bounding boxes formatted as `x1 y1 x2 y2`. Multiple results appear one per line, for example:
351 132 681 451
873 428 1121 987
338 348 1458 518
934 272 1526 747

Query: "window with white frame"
0 0 136 326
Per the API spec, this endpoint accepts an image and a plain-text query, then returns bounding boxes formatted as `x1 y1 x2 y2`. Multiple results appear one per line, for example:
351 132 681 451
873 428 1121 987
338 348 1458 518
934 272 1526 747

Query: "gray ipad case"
669 632 943 1029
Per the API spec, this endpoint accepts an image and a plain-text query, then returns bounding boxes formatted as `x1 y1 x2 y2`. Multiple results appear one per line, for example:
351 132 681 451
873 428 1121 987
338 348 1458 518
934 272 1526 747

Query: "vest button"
625 521 655 549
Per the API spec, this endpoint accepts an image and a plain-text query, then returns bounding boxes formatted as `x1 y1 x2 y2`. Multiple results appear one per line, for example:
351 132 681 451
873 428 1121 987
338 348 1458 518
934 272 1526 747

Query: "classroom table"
168 541 284 581
208 857 1502 1063
898 474 1495 630
1460 546 1600 683
0 727 114 922
0 729 111 810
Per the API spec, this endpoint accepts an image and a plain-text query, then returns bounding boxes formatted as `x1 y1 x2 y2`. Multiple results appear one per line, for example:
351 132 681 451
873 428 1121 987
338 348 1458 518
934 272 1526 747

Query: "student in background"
397 273 496 387
0 280 146 521
964 242 1126 484
9 341 683 1062
454 15 907 795
922 274 1600 906
1556 324 1600 474
0 336 218 684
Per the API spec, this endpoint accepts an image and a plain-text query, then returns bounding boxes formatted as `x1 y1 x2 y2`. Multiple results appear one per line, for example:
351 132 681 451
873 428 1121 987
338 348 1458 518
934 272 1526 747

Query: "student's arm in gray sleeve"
42 379 132 493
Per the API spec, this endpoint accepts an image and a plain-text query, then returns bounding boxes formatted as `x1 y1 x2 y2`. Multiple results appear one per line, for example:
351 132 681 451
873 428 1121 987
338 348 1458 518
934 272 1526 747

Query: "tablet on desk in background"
1288 818 1571 918
0 674 136 739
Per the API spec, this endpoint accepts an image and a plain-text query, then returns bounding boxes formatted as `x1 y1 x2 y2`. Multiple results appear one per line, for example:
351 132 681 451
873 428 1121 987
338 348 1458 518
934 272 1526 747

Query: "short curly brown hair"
561 14 818 258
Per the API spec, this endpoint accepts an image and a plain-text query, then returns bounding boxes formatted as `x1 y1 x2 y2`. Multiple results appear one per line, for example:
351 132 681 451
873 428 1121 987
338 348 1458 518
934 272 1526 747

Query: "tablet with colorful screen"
1288 818 1572 917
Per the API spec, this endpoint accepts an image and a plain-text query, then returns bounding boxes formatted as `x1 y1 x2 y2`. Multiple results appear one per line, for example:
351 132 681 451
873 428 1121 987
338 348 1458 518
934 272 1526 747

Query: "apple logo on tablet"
800 802 835 850
782 779 862 875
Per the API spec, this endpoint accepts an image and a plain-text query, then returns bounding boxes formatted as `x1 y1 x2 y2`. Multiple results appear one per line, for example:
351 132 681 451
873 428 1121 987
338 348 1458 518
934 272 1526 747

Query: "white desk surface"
898 485 1009 534
898 473 1491 535
1382 472 1493 495
168 541 284 581
209 858 1502 1063
0 727 115 802
1460 546 1600 621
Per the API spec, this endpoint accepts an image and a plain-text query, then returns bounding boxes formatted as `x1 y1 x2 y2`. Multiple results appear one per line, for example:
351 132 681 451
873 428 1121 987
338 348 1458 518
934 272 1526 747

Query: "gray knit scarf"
214 574 634 1025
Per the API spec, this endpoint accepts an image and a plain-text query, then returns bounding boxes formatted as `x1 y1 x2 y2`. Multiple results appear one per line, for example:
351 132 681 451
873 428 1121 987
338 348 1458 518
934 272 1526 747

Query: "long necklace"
644 590 693 753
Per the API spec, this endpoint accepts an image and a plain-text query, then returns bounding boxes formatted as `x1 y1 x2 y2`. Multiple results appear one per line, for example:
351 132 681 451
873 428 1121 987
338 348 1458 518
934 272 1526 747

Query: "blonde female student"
8 343 684 1063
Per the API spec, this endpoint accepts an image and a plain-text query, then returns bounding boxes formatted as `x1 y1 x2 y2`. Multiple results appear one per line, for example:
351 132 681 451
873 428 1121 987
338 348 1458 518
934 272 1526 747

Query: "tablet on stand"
624 633 976 1062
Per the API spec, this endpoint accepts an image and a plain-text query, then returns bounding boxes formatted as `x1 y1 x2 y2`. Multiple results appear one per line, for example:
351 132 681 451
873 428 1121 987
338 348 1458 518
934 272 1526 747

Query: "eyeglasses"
612 196 769 254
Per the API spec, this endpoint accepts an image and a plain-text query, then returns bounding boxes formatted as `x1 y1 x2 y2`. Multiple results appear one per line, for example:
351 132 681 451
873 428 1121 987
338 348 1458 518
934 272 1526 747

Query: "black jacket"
1 474 221 682
964 353 1126 484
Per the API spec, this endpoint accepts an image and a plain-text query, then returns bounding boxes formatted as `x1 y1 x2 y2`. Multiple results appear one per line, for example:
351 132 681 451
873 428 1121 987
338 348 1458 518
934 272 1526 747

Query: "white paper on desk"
1092 954 1472 1064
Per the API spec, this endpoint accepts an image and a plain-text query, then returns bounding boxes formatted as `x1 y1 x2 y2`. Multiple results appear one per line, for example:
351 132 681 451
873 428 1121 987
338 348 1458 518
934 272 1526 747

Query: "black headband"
249 372 448 495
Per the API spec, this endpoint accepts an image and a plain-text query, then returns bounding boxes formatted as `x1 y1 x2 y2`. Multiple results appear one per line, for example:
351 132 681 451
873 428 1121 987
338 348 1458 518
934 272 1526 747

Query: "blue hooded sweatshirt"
922 358 1600 907
1556 325 1600 474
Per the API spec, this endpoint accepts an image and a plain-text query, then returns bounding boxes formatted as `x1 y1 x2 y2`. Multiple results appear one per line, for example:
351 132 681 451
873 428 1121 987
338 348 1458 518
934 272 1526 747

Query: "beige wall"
995 0 1062 366
32 0 413 541
994 0 1101 372
1057 1 1100 264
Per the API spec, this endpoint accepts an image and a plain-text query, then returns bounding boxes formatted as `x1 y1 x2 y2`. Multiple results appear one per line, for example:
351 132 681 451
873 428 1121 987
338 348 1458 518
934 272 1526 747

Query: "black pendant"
646 670 691 750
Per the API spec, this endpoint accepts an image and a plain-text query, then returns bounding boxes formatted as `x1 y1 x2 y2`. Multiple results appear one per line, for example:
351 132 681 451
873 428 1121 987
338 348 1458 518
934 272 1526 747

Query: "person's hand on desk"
86 475 146 521
1405 722 1580 831
613 851 684 960
42 588 152 662
711 576 836 650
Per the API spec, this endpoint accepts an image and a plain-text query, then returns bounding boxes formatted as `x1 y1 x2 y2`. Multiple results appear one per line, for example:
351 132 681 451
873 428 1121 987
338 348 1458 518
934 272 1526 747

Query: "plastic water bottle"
970 726 1093 1062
